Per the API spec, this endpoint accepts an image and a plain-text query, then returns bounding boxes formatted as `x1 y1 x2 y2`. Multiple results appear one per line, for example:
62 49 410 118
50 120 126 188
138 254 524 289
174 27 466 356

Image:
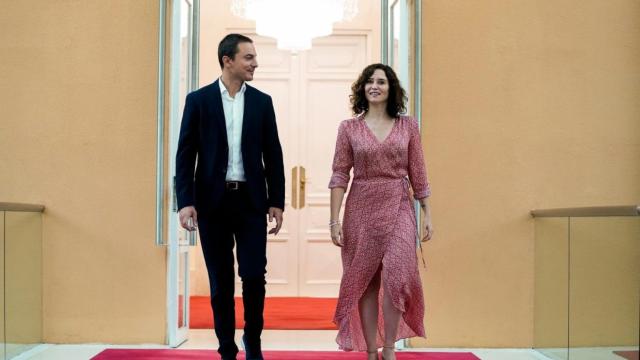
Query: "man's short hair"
218 33 253 69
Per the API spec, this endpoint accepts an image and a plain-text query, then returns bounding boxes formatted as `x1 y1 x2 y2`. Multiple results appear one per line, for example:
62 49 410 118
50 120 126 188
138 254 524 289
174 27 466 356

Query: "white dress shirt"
219 78 246 181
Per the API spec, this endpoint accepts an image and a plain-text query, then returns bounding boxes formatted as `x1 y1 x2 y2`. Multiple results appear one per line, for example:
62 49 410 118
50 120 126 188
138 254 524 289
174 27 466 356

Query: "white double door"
165 0 418 346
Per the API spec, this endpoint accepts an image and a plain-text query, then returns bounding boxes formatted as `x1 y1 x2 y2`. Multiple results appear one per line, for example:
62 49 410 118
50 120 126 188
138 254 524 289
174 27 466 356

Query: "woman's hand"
330 223 343 247
422 213 433 242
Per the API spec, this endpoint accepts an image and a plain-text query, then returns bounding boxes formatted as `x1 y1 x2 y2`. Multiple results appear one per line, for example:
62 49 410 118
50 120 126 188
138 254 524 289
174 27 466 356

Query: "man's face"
224 42 258 82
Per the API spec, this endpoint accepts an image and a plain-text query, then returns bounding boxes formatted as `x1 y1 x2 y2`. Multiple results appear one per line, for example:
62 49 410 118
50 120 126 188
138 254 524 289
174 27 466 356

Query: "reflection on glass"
176 0 194 332
534 218 569 360
178 251 187 329
182 252 190 329
389 0 399 71
1 212 5 360
4 211 43 359
534 214 640 360
386 0 412 113
569 217 639 359
180 0 193 110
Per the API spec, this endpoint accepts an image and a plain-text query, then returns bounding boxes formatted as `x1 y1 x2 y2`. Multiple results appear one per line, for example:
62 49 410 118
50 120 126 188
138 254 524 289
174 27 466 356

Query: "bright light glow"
232 0 358 52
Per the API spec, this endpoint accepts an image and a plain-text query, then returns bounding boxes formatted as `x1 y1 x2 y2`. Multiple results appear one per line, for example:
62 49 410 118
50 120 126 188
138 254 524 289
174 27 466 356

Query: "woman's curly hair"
350 63 407 117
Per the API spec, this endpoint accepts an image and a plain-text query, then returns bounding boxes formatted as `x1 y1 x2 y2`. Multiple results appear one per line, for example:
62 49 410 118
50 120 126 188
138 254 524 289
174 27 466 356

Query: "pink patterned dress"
329 114 431 351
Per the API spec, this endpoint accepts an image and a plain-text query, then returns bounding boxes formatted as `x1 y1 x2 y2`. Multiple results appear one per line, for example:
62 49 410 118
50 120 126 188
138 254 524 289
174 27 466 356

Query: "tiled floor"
12 330 637 360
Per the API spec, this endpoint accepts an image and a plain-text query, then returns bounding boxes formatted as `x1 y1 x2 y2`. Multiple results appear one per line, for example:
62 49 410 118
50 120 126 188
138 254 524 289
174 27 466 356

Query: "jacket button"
221 167 227 173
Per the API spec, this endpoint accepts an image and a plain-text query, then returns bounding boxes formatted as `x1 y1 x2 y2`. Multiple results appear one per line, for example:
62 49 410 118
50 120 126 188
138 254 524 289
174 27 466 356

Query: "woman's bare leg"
359 269 381 359
381 284 401 360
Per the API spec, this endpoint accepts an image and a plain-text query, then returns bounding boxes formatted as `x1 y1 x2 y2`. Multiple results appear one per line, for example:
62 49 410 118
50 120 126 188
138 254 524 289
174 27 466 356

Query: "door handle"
299 166 306 209
172 176 178 212
187 218 198 246
291 166 299 209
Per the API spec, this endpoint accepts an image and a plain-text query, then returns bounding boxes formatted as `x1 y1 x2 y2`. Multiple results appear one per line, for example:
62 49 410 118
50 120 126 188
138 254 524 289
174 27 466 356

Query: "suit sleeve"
175 92 199 210
262 95 285 210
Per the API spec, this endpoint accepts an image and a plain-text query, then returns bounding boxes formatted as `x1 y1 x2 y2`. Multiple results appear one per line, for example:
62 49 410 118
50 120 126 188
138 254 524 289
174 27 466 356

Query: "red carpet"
615 351 639 360
92 349 480 360
190 296 338 330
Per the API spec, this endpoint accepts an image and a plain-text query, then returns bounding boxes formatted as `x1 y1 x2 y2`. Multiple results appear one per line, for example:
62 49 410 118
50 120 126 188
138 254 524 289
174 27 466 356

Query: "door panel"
297 35 368 296
243 36 301 296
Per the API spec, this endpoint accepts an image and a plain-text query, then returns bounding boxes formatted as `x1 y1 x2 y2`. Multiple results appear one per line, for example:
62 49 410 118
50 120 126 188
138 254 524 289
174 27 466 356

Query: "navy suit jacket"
175 80 285 213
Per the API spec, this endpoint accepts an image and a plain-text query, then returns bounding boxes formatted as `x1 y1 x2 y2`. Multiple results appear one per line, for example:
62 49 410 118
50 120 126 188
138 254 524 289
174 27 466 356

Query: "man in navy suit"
175 33 284 360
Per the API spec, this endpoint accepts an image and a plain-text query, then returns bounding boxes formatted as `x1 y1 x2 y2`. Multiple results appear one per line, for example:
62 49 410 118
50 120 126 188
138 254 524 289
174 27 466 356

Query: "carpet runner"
92 349 481 360
190 296 338 330
614 350 639 360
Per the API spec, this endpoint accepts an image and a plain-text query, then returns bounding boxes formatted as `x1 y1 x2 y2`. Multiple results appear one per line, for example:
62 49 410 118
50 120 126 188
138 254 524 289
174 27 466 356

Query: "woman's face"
364 68 390 106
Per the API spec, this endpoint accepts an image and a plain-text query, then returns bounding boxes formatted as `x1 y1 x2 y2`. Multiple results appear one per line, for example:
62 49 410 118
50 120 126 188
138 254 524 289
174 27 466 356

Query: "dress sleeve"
407 117 431 199
328 121 353 189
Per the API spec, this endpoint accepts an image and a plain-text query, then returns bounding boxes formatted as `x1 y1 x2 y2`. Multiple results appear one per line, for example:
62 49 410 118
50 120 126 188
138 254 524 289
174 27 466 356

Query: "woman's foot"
367 349 379 360
381 345 395 360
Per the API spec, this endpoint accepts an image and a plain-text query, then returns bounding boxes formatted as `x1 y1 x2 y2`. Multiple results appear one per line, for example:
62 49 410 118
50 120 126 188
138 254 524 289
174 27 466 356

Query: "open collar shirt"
219 78 247 181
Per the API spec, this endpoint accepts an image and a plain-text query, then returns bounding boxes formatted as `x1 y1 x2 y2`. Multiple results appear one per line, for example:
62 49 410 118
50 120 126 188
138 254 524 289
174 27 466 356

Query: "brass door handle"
299 166 306 208
291 166 307 209
292 166 299 209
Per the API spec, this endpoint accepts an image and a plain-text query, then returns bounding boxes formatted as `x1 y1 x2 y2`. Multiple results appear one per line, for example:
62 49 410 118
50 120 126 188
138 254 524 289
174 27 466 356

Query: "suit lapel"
241 85 254 155
210 80 228 145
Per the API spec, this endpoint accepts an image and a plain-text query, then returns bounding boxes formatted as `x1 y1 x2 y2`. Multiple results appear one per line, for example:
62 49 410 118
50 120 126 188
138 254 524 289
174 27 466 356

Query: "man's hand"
268 207 283 235
179 206 198 231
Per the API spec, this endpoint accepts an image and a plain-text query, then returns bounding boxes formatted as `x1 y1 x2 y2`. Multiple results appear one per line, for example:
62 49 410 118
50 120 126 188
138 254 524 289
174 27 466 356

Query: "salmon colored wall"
0 1 166 343
1 0 639 348
416 0 640 347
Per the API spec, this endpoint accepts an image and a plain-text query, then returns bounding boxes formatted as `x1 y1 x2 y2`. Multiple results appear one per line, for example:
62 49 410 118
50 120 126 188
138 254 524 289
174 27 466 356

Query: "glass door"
381 0 422 349
383 0 419 113
166 0 200 348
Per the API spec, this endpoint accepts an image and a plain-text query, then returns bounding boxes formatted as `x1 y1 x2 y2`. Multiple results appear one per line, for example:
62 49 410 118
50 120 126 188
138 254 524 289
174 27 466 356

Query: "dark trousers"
197 186 267 359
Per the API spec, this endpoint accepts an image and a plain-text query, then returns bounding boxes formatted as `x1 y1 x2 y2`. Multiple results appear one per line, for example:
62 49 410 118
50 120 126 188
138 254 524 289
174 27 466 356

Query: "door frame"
156 0 200 347
381 0 423 243
156 0 422 347
381 0 423 349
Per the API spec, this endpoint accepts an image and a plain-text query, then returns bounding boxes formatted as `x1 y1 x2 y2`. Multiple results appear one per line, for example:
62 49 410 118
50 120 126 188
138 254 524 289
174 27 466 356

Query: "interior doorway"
161 0 423 347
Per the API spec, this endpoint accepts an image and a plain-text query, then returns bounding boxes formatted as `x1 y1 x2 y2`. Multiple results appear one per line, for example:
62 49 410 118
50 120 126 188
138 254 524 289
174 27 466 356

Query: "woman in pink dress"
329 64 433 360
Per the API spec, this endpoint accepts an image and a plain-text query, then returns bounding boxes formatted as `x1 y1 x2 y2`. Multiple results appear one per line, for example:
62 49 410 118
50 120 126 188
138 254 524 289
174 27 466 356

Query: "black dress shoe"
242 334 264 360
218 343 238 360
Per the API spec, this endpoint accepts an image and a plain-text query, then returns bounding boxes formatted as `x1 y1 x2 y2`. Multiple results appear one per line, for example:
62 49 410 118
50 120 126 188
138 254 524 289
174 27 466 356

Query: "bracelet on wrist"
329 220 341 227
